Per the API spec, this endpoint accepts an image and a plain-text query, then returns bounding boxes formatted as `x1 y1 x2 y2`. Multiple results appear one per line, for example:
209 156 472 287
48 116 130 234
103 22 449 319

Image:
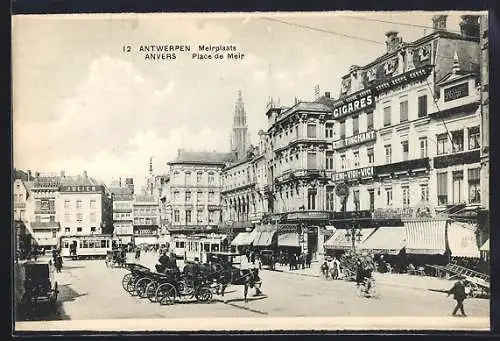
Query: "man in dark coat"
448 278 468 316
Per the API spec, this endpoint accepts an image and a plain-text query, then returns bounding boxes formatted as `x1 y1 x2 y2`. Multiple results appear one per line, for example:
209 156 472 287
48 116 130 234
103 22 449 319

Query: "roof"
32 174 100 188
168 150 236 165
110 187 132 195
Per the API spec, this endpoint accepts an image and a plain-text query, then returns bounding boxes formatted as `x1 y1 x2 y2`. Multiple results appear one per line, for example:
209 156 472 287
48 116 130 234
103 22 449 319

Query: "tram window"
101 240 107 248
63 241 69 248
204 244 210 252
79 241 83 248
82 240 88 248
112 240 117 248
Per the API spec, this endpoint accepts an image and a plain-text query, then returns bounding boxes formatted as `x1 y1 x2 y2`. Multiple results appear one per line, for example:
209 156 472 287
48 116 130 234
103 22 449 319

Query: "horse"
216 265 262 303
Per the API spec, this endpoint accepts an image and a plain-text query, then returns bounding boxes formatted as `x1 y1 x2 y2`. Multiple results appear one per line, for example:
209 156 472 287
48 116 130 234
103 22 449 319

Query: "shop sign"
133 226 158 236
60 185 101 193
444 82 468 102
333 166 374 182
287 212 329 220
332 92 374 119
333 130 376 150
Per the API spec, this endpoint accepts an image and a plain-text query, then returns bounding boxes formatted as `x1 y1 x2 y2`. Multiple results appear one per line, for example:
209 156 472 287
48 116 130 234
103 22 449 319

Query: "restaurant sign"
332 92 374 119
444 82 468 102
287 212 329 220
333 130 376 150
133 226 158 236
333 166 374 182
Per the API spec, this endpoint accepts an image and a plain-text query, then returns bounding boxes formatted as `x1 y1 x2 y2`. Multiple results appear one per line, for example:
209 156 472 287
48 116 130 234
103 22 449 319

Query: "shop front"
133 225 159 246
284 211 330 260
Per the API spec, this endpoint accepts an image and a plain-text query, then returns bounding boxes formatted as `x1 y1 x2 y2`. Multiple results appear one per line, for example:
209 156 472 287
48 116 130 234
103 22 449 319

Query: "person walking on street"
356 260 363 286
448 278 468 317
306 253 311 268
289 253 293 271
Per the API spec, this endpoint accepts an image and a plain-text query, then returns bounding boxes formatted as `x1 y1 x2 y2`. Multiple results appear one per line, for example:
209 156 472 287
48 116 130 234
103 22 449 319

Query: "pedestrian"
301 254 306 269
333 257 341 280
289 253 293 271
306 253 311 268
447 278 468 317
55 254 63 272
356 260 363 286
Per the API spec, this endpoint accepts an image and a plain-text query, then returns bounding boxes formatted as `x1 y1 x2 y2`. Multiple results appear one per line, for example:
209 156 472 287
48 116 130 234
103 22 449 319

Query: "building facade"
133 195 160 245
325 15 483 248
110 187 134 244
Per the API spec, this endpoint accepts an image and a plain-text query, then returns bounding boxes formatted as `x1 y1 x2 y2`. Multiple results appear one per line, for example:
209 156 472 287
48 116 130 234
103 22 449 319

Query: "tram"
172 234 228 262
59 234 122 259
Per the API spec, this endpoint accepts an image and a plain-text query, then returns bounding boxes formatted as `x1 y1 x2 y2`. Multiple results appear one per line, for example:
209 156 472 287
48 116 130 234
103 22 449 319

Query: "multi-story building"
166 150 234 235
133 195 160 245
13 178 30 222
110 187 134 244
324 15 483 256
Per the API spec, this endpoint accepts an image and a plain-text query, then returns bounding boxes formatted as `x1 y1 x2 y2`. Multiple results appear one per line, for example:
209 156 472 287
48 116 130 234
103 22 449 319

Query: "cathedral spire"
230 90 249 160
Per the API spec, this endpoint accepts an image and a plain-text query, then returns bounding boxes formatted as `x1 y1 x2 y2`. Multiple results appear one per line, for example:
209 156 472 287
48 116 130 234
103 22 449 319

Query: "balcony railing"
433 150 480 169
374 157 430 176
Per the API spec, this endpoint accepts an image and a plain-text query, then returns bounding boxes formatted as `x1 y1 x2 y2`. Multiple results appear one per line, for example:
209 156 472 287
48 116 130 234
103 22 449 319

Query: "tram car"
59 234 122 259
182 234 229 263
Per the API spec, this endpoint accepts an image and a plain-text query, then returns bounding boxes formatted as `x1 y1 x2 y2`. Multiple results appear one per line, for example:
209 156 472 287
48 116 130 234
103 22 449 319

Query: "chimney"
325 91 331 98
432 15 447 32
385 31 402 54
459 15 480 38
60 170 65 178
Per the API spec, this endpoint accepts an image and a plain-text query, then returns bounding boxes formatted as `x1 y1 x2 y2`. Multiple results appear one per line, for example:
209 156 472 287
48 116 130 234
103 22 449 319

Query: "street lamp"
345 225 363 251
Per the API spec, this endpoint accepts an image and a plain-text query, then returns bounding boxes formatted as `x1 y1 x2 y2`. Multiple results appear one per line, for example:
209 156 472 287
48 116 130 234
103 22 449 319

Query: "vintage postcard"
12 11 490 332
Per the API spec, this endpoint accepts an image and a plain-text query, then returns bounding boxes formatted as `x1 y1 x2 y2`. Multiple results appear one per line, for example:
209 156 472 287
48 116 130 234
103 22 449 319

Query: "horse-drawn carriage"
19 260 59 305
106 249 126 268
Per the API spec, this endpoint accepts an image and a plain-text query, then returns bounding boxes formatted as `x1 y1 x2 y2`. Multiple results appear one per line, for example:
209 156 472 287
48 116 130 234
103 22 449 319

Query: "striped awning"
447 222 480 258
231 229 258 246
253 225 277 247
359 226 406 255
278 233 300 248
404 219 447 254
480 239 489 252
324 228 376 250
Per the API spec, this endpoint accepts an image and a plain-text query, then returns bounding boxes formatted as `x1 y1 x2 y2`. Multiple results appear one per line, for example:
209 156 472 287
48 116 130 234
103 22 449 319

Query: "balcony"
433 150 480 169
30 222 60 230
375 157 430 177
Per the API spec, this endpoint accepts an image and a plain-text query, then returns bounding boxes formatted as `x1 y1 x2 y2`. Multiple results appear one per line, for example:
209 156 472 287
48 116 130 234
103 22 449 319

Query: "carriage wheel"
146 281 159 302
195 286 213 303
127 277 140 295
135 278 152 298
178 280 194 296
122 273 133 291
156 283 177 305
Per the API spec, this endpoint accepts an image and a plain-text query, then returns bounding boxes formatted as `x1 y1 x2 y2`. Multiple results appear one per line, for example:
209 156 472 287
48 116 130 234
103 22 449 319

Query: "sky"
12 11 482 190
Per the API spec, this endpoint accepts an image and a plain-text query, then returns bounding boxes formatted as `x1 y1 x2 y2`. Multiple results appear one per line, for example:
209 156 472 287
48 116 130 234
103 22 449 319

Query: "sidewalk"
268 262 455 292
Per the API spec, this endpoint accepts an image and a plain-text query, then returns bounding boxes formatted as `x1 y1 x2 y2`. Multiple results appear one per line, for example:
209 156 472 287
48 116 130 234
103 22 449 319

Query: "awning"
231 232 253 246
480 239 489 252
359 226 406 255
404 219 447 254
447 222 480 258
324 228 376 250
278 233 300 247
253 225 277 247
36 238 58 246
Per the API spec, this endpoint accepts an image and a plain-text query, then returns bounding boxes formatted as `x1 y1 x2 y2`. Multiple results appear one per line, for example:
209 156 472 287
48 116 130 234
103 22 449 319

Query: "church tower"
230 90 250 160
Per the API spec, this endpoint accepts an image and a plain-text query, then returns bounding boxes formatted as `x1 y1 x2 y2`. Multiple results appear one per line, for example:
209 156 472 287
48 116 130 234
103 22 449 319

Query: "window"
208 191 215 202
326 187 334 211
352 115 359 135
197 209 204 223
353 189 360 210
420 184 429 202
77 227 82 232
383 106 391 126
368 189 375 211
468 168 481 204
35 215 41 222
451 130 464 152
326 152 334 170
49 215 55 222
307 152 317 169
418 95 427 117
90 212 97 222
208 172 215 185
353 151 360 167
186 210 192 224
90 199 96 209
76 213 83 222
339 120 345 138
385 144 392 164
367 112 374 130
174 191 179 202
174 210 180 222
419 137 428 158
385 188 393 206
197 172 203 184
307 191 316 210
367 148 374 164
64 200 70 209
402 185 410 207
90 226 96 232
296 125 299 139
208 211 215 224
197 192 203 203
64 213 70 222
400 100 408 122
173 171 179 182
76 200 82 209
437 172 448 205
307 124 317 138
452 171 464 203
340 154 346 170
402 140 409 161
185 172 191 184
185 191 191 202
64 227 70 233
325 123 334 138
468 126 480 150
437 134 448 155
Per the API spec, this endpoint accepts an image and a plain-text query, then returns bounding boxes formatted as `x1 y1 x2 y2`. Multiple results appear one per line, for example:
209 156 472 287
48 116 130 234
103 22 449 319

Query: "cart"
463 276 490 298
21 260 59 305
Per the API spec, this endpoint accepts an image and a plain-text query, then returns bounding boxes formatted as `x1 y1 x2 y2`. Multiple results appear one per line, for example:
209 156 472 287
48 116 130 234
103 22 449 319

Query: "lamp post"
345 224 363 251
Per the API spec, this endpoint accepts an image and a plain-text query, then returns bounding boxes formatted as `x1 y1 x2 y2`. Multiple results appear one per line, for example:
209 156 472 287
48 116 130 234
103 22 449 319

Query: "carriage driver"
239 254 262 296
